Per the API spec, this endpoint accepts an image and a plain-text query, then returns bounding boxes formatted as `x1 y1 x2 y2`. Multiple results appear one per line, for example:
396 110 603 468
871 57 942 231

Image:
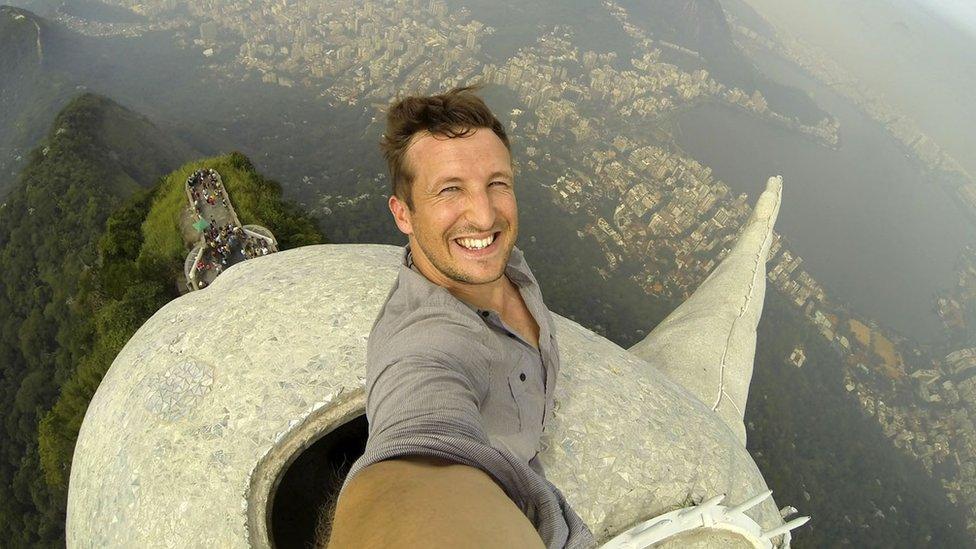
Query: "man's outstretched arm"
327 308 555 547
328 455 545 548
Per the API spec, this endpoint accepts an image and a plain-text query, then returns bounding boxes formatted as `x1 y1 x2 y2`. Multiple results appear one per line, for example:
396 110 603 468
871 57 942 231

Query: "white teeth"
456 234 495 250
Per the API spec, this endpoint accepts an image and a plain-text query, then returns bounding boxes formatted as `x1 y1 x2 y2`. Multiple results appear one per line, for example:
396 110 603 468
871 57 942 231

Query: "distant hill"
616 0 827 125
451 0 826 126
0 6 78 199
0 5 44 74
0 91 198 546
716 0 778 40
0 1 62 18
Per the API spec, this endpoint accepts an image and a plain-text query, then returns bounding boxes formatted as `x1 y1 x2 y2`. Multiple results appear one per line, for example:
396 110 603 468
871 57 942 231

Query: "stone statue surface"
67 178 791 547
630 176 782 444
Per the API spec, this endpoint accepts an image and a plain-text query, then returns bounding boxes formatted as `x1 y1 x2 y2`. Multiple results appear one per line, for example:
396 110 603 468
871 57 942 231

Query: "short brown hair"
380 83 510 210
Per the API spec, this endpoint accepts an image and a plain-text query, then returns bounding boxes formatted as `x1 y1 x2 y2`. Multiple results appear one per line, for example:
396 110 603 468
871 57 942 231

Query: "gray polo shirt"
339 243 595 549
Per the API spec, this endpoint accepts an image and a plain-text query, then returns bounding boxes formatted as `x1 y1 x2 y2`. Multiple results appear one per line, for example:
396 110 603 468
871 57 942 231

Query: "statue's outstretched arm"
629 176 783 444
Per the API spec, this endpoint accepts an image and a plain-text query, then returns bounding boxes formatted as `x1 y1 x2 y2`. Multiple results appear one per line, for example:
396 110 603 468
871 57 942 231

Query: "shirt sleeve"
338 306 595 549
355 305 494 471
340 306 498 488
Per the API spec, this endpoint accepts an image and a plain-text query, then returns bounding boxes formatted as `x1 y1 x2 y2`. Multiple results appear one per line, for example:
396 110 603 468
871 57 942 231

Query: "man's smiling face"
389 127 518 289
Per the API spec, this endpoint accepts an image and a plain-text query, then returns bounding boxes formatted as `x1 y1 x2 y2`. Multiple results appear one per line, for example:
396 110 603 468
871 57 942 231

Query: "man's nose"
464 188 496 230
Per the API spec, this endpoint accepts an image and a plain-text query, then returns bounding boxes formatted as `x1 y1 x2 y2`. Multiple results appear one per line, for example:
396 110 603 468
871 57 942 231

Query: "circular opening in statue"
269 414 368 548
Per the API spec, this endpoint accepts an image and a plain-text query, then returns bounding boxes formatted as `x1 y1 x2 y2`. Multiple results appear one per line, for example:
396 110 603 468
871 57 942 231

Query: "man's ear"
389 194 413 236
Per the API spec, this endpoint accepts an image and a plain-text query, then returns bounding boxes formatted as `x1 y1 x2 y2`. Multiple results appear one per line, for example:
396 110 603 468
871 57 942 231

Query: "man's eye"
491 181 509 187
440 186 460 193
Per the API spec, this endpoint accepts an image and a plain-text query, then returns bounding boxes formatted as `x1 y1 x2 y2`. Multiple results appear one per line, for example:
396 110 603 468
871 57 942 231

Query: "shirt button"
519 372 526 382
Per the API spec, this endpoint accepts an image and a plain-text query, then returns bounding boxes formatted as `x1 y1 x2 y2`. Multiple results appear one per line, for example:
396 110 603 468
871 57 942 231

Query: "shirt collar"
400 242 551 360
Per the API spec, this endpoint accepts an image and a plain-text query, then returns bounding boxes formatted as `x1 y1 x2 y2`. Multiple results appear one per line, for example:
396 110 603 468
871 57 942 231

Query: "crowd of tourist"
197 222 241 272
187 168 228 215
243 236 272 260
186 167 275 289
193 219 275 284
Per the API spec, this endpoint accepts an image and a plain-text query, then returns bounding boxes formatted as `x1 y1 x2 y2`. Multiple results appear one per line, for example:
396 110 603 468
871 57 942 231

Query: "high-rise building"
583 50 598 70
200 21 218 45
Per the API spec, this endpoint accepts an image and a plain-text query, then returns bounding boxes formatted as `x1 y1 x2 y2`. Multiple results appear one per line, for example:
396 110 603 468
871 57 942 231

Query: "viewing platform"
182 168 278 292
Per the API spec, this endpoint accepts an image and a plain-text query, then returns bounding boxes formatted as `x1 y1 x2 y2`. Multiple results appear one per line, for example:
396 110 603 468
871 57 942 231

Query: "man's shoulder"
374 265 477 329
374 294 482 342
368 267 491 363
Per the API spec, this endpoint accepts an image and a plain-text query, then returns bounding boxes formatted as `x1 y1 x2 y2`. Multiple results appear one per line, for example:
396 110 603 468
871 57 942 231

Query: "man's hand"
328 456 545 548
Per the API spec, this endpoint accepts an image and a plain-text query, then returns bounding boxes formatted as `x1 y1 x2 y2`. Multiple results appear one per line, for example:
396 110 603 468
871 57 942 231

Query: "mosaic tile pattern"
67 244 786 547
144 359 215 422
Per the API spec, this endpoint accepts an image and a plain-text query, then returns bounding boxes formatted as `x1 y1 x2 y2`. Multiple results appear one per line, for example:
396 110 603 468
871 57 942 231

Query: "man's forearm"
328 456 545 548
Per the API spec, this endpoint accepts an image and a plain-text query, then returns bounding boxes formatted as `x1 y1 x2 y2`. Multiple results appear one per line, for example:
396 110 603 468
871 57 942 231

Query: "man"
327 85 595 548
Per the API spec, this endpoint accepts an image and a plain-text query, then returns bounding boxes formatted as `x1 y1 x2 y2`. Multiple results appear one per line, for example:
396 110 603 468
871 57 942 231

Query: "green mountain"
0 92 198 546
745 293 971 547
0 87 327 545
38 148 325 501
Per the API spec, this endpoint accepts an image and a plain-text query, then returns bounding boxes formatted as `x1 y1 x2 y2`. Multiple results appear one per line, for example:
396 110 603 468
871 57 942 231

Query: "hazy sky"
740 0 976 180
912 0 976 37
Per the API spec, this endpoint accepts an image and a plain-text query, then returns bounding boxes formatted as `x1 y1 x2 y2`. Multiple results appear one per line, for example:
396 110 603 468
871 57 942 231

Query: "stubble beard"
415 225 515 285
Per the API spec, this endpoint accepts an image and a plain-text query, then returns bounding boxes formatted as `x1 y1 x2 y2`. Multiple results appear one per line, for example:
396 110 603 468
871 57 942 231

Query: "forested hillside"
0 87 325 544
0 92 197 546
39 150 325 503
